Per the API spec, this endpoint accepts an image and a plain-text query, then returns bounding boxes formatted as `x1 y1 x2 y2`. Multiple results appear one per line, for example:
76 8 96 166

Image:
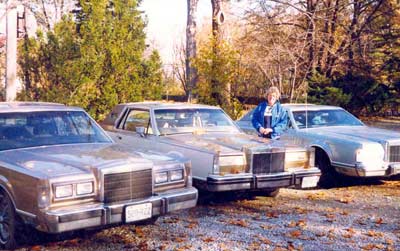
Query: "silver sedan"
237 104 400 185
0 102 197 249
101 102 321 197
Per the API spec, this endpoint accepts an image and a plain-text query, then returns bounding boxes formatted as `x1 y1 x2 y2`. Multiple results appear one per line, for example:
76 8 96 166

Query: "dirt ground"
12 177 400 251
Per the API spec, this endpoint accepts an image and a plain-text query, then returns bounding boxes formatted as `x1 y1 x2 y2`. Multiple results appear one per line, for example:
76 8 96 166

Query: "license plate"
125 203 152 223
301 176 319 188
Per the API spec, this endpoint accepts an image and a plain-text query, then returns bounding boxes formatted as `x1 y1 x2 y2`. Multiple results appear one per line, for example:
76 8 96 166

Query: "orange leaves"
30 246 42 251
134 226 144 238
258 235 272 245
287 219 306 228
375 218 385 225
324 213 336 222
306 191 327 200
227 219 249 227
288 230 302 238
365 230 384 238
361 243 385 250
342 228 356 238
335 194 353 204
163 217 180 224
266 211 279 218
202 236 215 243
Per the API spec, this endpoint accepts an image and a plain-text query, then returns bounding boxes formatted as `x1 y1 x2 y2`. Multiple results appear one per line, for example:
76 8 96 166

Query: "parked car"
0 102 197 249
101 102 321 198
237 104 400 185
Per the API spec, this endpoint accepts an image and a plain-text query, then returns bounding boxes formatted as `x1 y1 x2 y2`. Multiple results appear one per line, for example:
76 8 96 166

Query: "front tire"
316 149 339 188
0 190 17 250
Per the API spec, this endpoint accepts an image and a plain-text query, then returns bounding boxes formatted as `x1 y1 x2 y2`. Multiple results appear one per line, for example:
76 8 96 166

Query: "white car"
237 104 400 185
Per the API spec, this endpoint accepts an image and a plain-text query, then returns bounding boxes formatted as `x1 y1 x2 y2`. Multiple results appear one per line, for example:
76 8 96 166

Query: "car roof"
282 103 343 111
120 101 221 110
0 102 84 113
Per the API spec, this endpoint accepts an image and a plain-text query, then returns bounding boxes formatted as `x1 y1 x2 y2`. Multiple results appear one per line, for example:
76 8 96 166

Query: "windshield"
154 108 239 135
292 109 364 129
0 111 111 151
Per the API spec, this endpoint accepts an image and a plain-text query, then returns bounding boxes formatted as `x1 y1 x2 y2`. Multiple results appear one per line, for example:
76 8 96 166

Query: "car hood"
163 132 288 154
300 126 400 143
0 143 153 178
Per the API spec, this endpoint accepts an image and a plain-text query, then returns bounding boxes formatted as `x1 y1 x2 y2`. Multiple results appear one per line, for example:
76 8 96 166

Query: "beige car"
0 102 197 249
102 102 321 198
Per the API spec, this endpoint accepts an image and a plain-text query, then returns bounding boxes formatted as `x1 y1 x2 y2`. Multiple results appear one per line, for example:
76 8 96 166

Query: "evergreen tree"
18 0 163 120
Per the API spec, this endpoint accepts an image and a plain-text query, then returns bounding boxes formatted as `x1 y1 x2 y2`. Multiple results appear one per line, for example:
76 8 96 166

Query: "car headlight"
356 144 384 164
76 182 94 195
54 184 73 198
155 171 168 184
170 169 184 181
214 155 246 175
52 180 96 201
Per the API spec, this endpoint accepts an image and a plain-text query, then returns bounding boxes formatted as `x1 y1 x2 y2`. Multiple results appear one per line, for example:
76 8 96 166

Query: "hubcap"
0 194 11 244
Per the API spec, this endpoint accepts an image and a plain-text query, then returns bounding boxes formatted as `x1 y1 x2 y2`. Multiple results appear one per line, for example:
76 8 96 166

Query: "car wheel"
316 151 338 188
0 190 17 250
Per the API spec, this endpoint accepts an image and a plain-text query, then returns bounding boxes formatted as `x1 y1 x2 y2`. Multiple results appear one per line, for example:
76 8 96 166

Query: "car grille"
103 169 152 203
389 145 400 162
252 152 285 174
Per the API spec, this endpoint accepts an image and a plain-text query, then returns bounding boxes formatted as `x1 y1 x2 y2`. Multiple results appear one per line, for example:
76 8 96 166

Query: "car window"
240 109 254 121
154 108 240 135
123 109 153 134
0 111 111 151
292 109 364 129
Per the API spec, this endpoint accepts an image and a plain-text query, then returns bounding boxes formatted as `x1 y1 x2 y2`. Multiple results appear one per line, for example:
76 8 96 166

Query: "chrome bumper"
205 167 321 192
38 187 198 233
343 163 400 177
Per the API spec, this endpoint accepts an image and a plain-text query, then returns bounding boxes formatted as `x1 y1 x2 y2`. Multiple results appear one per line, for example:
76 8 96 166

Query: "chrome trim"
99 164 153 202
16 209 37 219
42 187 198 233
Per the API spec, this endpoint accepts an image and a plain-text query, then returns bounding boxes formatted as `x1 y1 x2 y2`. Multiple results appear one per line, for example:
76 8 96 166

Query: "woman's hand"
259 127 273 135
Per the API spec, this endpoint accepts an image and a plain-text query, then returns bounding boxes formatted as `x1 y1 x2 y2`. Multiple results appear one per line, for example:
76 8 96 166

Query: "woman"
251 86 287 139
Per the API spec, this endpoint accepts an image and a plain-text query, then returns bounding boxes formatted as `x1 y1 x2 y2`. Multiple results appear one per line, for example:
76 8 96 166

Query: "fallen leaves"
287 220 306 228
335 197 353 204
324 213 336 222
361 243 385 250
202 236 215 243
227 219 249 227
365 230 384 238
266 211 279 218
288 230 302 238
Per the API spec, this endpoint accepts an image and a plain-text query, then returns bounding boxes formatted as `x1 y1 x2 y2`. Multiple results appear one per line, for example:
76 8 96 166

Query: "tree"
186 0 199 101
194 37 243 119
18 0 163 120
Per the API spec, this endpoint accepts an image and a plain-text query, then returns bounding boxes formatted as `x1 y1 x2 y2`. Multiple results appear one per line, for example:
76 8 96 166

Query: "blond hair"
265 86 281 99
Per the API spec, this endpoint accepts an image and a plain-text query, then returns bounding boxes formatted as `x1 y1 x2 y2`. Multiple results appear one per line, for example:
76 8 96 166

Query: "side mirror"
135 126 146 137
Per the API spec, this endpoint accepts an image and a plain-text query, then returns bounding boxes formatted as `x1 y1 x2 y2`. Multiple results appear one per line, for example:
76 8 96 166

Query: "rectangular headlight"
54 184 73 198
170 170 183 181
155 172 168 184
76 182 94 195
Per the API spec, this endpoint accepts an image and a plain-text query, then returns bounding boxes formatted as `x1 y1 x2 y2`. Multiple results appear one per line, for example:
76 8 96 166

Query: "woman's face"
267 92 278 106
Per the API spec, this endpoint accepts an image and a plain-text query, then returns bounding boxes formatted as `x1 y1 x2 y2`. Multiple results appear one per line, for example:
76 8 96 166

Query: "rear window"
0 111 111 151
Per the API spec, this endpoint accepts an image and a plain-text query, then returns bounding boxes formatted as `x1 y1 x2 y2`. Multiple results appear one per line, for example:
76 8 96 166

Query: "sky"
139 0 212 65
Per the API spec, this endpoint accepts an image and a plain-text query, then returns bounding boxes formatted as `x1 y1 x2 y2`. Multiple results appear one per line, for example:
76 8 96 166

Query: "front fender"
0 175 17 209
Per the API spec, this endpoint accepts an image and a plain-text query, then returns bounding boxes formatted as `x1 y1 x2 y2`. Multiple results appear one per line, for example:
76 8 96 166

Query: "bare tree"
172 39 187 94
186 0 199 101
210 0 231 106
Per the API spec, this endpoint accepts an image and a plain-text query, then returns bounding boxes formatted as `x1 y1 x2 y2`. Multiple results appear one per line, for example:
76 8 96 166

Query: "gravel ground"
13 178 400 251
